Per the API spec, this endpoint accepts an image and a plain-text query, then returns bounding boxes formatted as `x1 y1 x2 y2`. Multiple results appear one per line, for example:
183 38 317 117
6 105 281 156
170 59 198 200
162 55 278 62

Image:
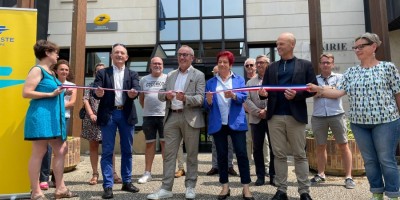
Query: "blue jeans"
101 110 134 188
39 145 52 182
213 125 250 184
351 119 400 198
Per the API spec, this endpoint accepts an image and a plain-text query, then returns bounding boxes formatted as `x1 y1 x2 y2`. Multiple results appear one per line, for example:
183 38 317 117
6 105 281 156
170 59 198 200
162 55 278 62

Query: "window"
181 0 199 17
157 0 246 60
248 44 278 62
223 0 243 16
160 20 178 41
224 18 244 39
202 19 222 40
181 20 200 40
202 0 221 17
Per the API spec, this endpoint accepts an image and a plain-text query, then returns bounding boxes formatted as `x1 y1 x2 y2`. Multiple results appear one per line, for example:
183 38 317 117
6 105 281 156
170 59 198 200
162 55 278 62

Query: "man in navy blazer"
259 32 317 200
94 43 141 199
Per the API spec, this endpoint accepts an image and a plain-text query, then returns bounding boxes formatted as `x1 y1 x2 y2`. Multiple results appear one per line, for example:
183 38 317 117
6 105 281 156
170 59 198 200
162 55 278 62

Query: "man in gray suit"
147 45 205 200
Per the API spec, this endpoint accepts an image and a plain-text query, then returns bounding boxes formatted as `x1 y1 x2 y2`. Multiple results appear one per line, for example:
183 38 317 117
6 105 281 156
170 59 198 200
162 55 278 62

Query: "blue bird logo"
0 25 9 34
0 66 25 88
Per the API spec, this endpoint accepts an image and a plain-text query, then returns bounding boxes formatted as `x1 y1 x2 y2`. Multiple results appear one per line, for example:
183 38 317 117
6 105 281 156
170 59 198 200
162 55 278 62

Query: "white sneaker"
138 172 152 184
185 187 196 199
147 189 173 199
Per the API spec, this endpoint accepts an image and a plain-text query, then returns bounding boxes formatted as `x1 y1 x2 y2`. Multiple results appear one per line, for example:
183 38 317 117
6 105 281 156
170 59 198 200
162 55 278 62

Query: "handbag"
79 106 86 119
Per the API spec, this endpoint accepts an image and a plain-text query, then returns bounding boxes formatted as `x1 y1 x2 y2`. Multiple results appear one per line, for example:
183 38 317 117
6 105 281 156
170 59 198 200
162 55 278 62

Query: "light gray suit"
158 65 205 191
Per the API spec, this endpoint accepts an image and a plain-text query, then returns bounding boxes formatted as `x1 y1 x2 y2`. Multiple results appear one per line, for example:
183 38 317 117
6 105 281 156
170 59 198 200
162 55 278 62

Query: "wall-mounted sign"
323 42 348 51
93 14 111 26
87 22 118 32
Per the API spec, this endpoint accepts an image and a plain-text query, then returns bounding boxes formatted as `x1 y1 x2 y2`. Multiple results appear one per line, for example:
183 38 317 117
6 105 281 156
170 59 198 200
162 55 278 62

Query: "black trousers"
251 119 275 179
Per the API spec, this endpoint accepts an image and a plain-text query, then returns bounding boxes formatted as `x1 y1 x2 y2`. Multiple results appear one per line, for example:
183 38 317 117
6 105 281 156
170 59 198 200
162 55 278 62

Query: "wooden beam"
308 0 323 74
17 0 35 8
70 0 87 137
368 0 391 61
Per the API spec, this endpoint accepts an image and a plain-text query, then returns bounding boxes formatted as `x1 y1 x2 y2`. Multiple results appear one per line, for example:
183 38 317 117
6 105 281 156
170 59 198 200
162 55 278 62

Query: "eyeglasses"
245 64 254 68
255 61 268 65
320 61 332 65
352 43 372 50
177 53 193 58
112 43 126 48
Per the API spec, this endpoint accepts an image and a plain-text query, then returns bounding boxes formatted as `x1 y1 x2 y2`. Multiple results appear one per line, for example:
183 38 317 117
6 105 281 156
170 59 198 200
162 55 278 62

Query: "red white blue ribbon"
60 84 309 94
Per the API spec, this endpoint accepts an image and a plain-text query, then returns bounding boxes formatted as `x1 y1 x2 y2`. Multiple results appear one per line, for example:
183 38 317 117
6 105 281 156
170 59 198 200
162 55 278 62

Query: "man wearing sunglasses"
94 43 141 199
243 58 257 163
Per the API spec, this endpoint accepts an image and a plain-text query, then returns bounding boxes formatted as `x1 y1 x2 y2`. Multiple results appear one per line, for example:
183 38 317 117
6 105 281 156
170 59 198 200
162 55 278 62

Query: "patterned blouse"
337 61 400 124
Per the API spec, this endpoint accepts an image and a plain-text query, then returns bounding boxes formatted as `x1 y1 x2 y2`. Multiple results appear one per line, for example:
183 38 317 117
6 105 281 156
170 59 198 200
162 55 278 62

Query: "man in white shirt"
147 45 205 200
138 57 167 184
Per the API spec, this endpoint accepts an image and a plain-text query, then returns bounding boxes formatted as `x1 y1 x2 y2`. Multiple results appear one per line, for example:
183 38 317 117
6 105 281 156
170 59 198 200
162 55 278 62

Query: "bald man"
259 32 317 200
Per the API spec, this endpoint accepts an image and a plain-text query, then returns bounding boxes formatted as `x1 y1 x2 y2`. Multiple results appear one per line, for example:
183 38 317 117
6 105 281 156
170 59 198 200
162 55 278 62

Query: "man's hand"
166 90 175 100
128 88 138 98
258 109 267 119
95 87 105 97
306 83 319 92
175 90 186 101
284 89 296 100
258 87 268 97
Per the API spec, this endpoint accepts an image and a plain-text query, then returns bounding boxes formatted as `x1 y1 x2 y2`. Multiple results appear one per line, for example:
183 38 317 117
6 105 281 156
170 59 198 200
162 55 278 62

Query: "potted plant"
51 136 80 172
306 122 365 176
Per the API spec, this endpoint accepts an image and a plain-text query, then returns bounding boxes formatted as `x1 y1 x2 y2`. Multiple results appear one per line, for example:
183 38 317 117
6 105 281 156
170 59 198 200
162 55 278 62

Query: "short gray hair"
256 55 270 64
244 58 256 67
356 32 382 47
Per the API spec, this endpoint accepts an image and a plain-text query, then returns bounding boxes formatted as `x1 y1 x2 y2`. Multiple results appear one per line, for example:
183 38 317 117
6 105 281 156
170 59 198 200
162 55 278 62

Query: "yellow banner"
0 8 37 198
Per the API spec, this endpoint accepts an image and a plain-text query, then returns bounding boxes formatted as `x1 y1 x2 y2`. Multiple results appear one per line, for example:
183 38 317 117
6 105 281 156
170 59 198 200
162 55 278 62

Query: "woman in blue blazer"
204 51 254 200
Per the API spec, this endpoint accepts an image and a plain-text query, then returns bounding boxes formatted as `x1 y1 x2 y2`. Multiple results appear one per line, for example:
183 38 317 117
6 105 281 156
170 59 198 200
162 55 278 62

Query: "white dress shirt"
113 65 125 106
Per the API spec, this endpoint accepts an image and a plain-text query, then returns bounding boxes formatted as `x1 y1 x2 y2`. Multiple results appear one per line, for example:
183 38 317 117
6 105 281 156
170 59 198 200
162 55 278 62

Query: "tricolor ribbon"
60 84 309 94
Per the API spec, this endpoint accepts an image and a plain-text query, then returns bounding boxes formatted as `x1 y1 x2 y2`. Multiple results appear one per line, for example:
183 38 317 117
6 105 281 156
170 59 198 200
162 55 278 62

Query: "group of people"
23 31 400 200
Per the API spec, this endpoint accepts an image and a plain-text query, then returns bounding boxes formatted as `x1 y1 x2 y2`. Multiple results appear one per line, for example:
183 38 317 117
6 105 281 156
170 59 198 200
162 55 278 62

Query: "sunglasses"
245 64 254 68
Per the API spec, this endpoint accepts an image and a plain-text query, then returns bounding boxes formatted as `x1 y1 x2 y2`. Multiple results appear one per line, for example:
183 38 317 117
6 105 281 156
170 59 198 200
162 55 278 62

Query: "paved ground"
40 154 373 200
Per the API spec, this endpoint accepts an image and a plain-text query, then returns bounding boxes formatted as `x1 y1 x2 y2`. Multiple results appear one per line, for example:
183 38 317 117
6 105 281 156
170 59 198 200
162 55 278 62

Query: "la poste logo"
94 14 111 26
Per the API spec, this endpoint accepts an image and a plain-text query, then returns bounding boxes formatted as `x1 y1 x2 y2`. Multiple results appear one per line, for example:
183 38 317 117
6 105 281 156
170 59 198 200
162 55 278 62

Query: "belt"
170 109 183 113
114 106 124 110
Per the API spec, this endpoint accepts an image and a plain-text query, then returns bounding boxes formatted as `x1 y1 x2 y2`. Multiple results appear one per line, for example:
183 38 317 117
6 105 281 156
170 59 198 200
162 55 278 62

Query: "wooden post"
308 0 323 74
70 0 87 137
368 0 391 61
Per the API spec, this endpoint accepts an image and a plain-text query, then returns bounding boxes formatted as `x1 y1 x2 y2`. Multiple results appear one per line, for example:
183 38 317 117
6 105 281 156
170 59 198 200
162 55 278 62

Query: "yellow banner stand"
0 8 37 199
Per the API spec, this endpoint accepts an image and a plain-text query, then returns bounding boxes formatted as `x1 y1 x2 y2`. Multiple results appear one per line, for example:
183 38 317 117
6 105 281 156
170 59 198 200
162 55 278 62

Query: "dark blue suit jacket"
261 57 317 124
93 67 140 126
204 73 248 134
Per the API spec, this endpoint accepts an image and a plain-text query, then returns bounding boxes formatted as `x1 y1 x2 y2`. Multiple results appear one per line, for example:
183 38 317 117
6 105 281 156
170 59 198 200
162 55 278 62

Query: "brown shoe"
174 169 185 178
206 168 219 176
228 167 238 176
